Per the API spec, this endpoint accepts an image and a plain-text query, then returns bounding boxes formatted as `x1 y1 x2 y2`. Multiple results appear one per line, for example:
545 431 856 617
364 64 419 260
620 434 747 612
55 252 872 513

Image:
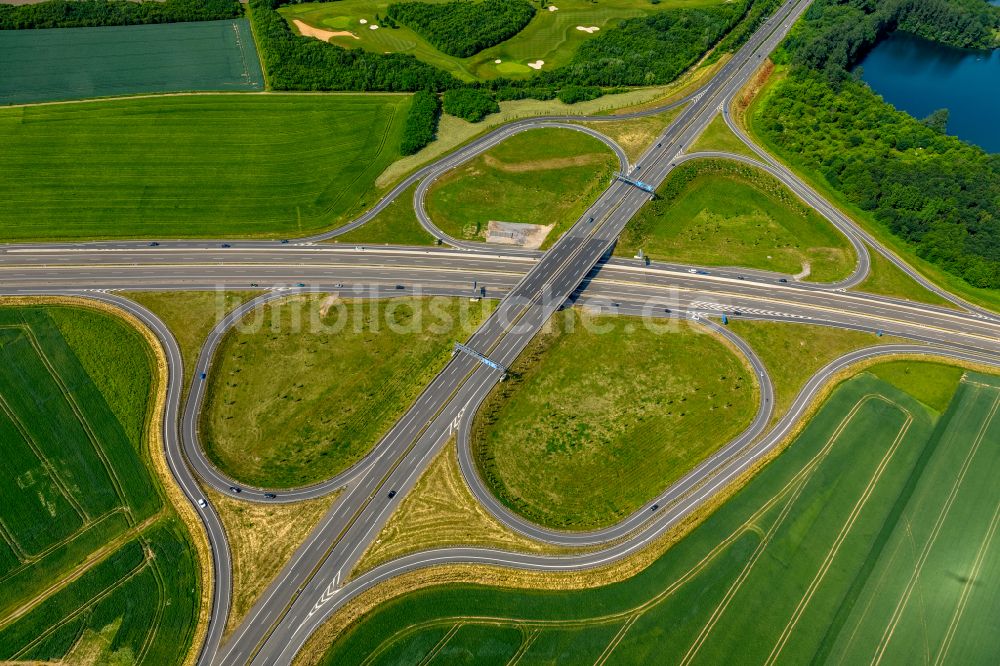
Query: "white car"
687 269 697 274
197 499 207 508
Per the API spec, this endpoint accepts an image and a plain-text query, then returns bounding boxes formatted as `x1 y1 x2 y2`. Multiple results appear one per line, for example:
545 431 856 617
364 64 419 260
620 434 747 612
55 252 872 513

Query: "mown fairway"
0 94 411 240
322 366 1000 665
473 312 757 530
0 19 262 105
281 0 726 81
617 159 855 282
0 306 199 664
201 296 494 488
425 127 618 247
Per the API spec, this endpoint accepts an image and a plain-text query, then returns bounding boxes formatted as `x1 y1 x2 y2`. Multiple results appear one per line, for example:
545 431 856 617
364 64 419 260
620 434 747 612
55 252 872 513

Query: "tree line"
0 0 242 30
386 0 536 58
761 0 1000 290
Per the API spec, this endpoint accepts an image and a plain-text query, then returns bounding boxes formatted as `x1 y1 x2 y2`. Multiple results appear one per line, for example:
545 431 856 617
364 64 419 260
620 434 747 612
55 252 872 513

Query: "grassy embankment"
688 112 758 159
280 0 727 82
743 66 1000 312
317 364 1000 665
0 95 411 241
617 159 856 282
424 127 618 247
201 295 494 488
473 311 758 530
0 305 200 664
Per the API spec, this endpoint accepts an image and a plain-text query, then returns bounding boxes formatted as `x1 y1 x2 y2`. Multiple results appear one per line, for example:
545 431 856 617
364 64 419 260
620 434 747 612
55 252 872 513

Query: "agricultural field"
280 0 726 82
321 366 1000 665
425 127 618 247
0 305 199 664
617 159 856 282
472 311 757 530
0 19 262 105
0 94 411 241
201 296 494 488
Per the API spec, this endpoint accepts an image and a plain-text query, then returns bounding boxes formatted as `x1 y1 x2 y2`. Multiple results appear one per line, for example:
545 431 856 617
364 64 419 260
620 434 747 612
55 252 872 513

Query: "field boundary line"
18 325 135 524
415 622 461 666
0 520 29 563
0 508 126 584
934 481 1000 665
593 613 640 666
680 394 887 665
10 552 150 659
0 391 91 524
137 542 170 663
765 398 913 665
872 391 1000 664
0 513 161 629
506 628 539 666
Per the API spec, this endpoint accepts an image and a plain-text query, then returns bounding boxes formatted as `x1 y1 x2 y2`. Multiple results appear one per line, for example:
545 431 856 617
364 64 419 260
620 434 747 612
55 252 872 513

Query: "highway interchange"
3 0 1000 662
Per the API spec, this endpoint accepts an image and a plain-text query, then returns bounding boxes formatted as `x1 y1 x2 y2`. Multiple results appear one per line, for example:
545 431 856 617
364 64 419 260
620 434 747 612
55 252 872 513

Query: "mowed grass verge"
0 19 262 105
201 295 494 488
0 94 411 241
319 366 1000 666
0 305 199 664
425 127 618 247
617 158 856 281
473 311 758 530
281 0 726 82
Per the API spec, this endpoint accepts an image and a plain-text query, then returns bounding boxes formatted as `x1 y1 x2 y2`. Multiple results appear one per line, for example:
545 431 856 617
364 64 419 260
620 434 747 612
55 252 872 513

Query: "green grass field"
280 0 725 82
689 113 758 159
617 159 856 282
0 305 199 664
335 183 437 246
321 366 1000 665
0 19 262 105
425 127 617 247
472 311 757 530
0 94 411 241
201 296 494 488
856 243 957 308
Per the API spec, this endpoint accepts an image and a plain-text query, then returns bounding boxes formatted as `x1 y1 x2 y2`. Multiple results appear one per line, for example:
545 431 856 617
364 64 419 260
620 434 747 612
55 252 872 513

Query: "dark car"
229 486 241 494
264 493 277 499
395 284 405 290
250 283 259 287
221 243 231 248
651 504 659 511
200 372 207 380
387 490 397 499
778 278 789 283
737 275 745 280
280 239 289 244
296 282 306 287
696 270 709 275
148 241 159 247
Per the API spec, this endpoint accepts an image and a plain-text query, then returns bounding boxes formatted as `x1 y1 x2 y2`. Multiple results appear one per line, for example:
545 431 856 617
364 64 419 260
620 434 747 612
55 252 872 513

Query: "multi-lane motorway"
3 0 999 662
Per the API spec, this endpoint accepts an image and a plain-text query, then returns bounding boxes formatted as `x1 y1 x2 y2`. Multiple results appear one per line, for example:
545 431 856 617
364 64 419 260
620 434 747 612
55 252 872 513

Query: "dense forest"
783 0 1000 74
759 0 1000 290
250 0 458 91
442 88 500 122
0 0 241 29
539 3 748 88
400 90 441 155
387 0 536 58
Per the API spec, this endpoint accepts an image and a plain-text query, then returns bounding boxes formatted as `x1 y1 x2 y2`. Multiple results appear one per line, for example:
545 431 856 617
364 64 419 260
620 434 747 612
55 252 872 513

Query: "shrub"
0 0 242 29
557 85 602 104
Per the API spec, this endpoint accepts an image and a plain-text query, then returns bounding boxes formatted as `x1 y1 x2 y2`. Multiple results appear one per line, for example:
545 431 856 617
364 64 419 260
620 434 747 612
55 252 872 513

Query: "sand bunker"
548 5 558 11
576 26 600 33
359 18 368 24
294 19 358 42
527 60 544 70
495 59 502 64
370 24 379 30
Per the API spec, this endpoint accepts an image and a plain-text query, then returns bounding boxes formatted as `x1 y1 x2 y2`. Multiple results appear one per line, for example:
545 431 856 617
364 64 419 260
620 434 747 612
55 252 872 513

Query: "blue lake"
856 31 1000 153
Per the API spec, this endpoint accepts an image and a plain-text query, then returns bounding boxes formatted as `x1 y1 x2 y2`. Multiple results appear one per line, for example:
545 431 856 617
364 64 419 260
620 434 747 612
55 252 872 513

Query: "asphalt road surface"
2 0 999 662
